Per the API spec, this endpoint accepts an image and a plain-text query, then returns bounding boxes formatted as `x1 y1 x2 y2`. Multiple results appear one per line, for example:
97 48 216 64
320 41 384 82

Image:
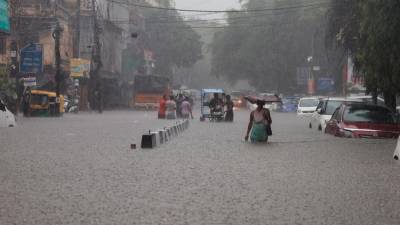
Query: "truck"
132 75 170 109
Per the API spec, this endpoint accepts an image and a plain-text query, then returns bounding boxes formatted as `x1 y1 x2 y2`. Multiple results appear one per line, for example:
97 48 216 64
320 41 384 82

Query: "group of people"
158 94 193 120
158 91 273 143
209 93 234 122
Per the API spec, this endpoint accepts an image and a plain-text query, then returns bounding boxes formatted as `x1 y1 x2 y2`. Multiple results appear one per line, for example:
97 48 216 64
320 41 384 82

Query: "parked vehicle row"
325 103 400 138
303 96 400 139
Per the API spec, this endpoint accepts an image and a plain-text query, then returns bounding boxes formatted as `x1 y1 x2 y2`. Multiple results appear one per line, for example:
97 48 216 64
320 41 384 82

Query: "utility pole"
91 0 103 113
52 22 63 116
73 0 81 58
10 0 21 114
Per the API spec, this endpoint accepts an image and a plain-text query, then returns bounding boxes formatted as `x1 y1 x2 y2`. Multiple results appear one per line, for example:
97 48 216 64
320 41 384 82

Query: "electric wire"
107 0 331 13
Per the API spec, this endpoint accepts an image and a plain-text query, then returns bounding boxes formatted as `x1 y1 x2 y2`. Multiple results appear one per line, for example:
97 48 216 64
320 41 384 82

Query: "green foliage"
138 7 203 77
327 0 400 109
0 76 16 97
210 0 328 93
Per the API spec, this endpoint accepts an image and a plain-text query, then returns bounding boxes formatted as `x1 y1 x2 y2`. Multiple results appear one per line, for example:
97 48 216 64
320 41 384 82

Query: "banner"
317 77 335 92
0 0 9 33
70 58 90 78
23 77 37 87
20 43 43 74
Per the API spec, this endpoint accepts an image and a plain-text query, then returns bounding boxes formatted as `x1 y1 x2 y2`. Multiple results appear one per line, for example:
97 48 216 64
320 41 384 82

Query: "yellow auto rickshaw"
29 90 65 117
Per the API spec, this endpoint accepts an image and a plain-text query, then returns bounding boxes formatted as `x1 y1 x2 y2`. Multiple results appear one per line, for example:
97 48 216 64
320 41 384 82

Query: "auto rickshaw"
29 90 65 117
200 88 225 122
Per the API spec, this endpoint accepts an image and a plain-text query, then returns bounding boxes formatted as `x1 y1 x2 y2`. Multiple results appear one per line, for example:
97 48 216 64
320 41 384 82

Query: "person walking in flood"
166 95 177 120
224 95 234 122
245 100 272 142
181 96 193 119
158 95 167 119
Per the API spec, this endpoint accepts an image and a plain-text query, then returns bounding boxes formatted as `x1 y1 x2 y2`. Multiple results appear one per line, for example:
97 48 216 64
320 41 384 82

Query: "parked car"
297 97 320 116
325 103 400 138
0 99 16 128
309 97 362 131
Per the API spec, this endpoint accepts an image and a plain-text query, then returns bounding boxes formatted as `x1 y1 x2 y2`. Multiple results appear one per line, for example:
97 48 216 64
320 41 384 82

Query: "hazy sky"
175 0 241 10
174 0 241 20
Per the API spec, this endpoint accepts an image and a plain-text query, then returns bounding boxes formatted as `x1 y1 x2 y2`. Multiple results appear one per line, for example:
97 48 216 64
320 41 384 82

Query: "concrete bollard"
141 132 156 149
157 129 166 144
151 132 160 146
163 128 169 142
394 136 400 160
166 127 173 139
139 120 190 149
178 123 183 132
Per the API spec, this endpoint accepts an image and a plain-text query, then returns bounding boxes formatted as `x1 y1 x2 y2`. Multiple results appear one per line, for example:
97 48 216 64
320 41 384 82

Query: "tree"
138 7 203 78
327 0 400 110
210 0 329 93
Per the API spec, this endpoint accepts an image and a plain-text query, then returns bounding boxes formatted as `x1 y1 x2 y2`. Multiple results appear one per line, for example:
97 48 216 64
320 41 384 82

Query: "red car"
325 103 400 138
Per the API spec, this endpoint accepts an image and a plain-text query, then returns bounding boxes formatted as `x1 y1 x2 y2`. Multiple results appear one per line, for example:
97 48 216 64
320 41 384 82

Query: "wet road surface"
1 109 399 225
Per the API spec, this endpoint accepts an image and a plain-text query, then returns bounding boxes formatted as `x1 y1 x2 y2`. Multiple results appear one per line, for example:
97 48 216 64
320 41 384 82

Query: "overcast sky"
174 0 241 19
175 0 241 10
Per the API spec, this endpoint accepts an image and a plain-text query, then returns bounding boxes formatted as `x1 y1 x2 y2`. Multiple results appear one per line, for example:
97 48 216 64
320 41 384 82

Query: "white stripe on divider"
394 136 400 160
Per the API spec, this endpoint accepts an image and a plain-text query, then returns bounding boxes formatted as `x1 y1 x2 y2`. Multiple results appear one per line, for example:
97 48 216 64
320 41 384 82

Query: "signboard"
296 67 310 86
20 43 43 74
0 0 10 33
70 58 90 78
317 77 335 92
23 77 37 87
313 66 320 71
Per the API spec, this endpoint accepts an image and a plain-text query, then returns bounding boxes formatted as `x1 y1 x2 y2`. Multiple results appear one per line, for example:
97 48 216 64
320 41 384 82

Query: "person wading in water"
245 100 272 142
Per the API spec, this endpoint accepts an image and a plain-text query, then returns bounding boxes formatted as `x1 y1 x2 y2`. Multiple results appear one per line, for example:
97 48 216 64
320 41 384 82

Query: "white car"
0 100 16 127
309 97 362 131
297 97 320 116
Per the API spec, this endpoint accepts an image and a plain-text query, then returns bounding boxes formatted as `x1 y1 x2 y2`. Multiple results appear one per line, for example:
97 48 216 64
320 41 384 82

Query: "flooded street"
1 110 399 225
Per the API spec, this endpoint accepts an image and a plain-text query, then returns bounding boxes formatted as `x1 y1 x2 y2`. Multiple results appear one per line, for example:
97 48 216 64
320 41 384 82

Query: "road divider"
141 119 190 149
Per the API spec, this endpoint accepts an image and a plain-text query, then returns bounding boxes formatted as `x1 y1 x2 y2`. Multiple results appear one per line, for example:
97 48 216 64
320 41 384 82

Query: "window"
316 100 324 111
0 37 6 54
343 105 395 124
331 108 341 121
299 99 319 107
325 101 343 115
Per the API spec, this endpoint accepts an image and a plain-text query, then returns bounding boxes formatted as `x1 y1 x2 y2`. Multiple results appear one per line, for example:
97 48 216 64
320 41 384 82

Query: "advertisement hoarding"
20 43 43 74
0 0 9 33
317 77 335 93
70 58 90 78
